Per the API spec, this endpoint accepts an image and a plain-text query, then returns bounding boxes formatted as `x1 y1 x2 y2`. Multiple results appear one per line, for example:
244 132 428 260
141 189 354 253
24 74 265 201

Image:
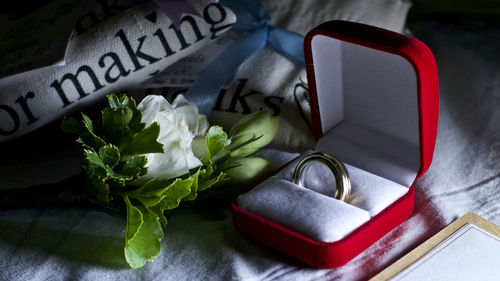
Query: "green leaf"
150 206 168 228
82 113 95 132
107 94 133 123
107 94 122 109
183 169 200 201
191 136 207 160
99 144 120 168
198 169 226 192
129 178 170 194
228 111 278 157
127 176 193 208
83 147 113 174
224 157 273 184
107 173 133 187
116 155 148 179
101 107 123 145
80 113 106 149
126 95 144 132
101 94 146 148
156 177 194 210
128 179 172 207
204 126 229 165
197 161 214 186
87 168 110 204
121 122 164 156
83 148 106 172
123 196 163 269
102 97 132 144
83 147 133 187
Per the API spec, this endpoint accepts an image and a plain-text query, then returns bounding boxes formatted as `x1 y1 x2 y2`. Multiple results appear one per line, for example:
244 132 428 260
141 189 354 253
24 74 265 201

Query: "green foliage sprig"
62 94 277 268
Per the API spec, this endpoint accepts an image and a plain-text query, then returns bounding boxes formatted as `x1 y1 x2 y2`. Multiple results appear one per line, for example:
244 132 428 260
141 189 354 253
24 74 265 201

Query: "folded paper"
0 0 236 143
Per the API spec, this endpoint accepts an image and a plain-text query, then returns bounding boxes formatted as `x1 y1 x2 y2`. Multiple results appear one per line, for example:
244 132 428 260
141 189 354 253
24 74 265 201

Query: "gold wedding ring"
292 152 351 201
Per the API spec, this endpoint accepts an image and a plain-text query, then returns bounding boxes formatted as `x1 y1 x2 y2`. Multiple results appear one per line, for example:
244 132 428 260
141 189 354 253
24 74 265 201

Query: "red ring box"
231 20 439 268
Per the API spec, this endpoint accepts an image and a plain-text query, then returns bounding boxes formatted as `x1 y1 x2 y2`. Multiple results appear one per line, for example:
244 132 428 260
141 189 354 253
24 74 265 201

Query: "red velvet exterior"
231 21 438 268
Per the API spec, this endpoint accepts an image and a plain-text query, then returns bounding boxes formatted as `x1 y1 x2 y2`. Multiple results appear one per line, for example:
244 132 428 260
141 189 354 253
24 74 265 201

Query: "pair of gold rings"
292 152 350 202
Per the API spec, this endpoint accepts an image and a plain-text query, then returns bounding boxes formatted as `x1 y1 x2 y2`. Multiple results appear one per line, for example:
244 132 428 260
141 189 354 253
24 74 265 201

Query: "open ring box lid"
231 20 439 268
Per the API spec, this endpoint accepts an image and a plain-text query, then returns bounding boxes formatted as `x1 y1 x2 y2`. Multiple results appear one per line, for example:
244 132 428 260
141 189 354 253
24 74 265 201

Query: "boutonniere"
61 93 278 268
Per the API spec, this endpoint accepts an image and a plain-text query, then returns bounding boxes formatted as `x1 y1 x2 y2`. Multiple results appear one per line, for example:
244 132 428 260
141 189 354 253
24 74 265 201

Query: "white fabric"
11 1 500 281
238 177 371 242
237 150 407 242
346 164 409 216
267 151 409 216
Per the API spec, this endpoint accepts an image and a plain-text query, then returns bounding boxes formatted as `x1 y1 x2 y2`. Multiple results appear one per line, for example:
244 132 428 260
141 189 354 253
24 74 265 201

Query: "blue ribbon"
186 0 305 115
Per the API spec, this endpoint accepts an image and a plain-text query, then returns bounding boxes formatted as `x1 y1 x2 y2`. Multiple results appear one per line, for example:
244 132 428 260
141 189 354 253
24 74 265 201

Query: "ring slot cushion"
231 20 439 268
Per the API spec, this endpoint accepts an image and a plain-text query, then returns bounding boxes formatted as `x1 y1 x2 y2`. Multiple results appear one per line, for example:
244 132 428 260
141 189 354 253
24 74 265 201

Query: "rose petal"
135 95 205 182
172 95 209 136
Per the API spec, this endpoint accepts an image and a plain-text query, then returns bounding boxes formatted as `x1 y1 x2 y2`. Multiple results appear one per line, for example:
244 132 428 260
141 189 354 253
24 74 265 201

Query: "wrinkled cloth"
2 1 500 281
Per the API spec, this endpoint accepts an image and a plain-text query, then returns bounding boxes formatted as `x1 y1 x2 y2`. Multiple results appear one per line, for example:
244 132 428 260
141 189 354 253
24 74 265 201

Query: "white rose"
170 95 209 137
136 95 209 183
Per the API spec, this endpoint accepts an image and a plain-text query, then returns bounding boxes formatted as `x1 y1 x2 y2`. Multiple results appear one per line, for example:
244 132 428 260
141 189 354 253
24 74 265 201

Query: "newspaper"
0 0 236 143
